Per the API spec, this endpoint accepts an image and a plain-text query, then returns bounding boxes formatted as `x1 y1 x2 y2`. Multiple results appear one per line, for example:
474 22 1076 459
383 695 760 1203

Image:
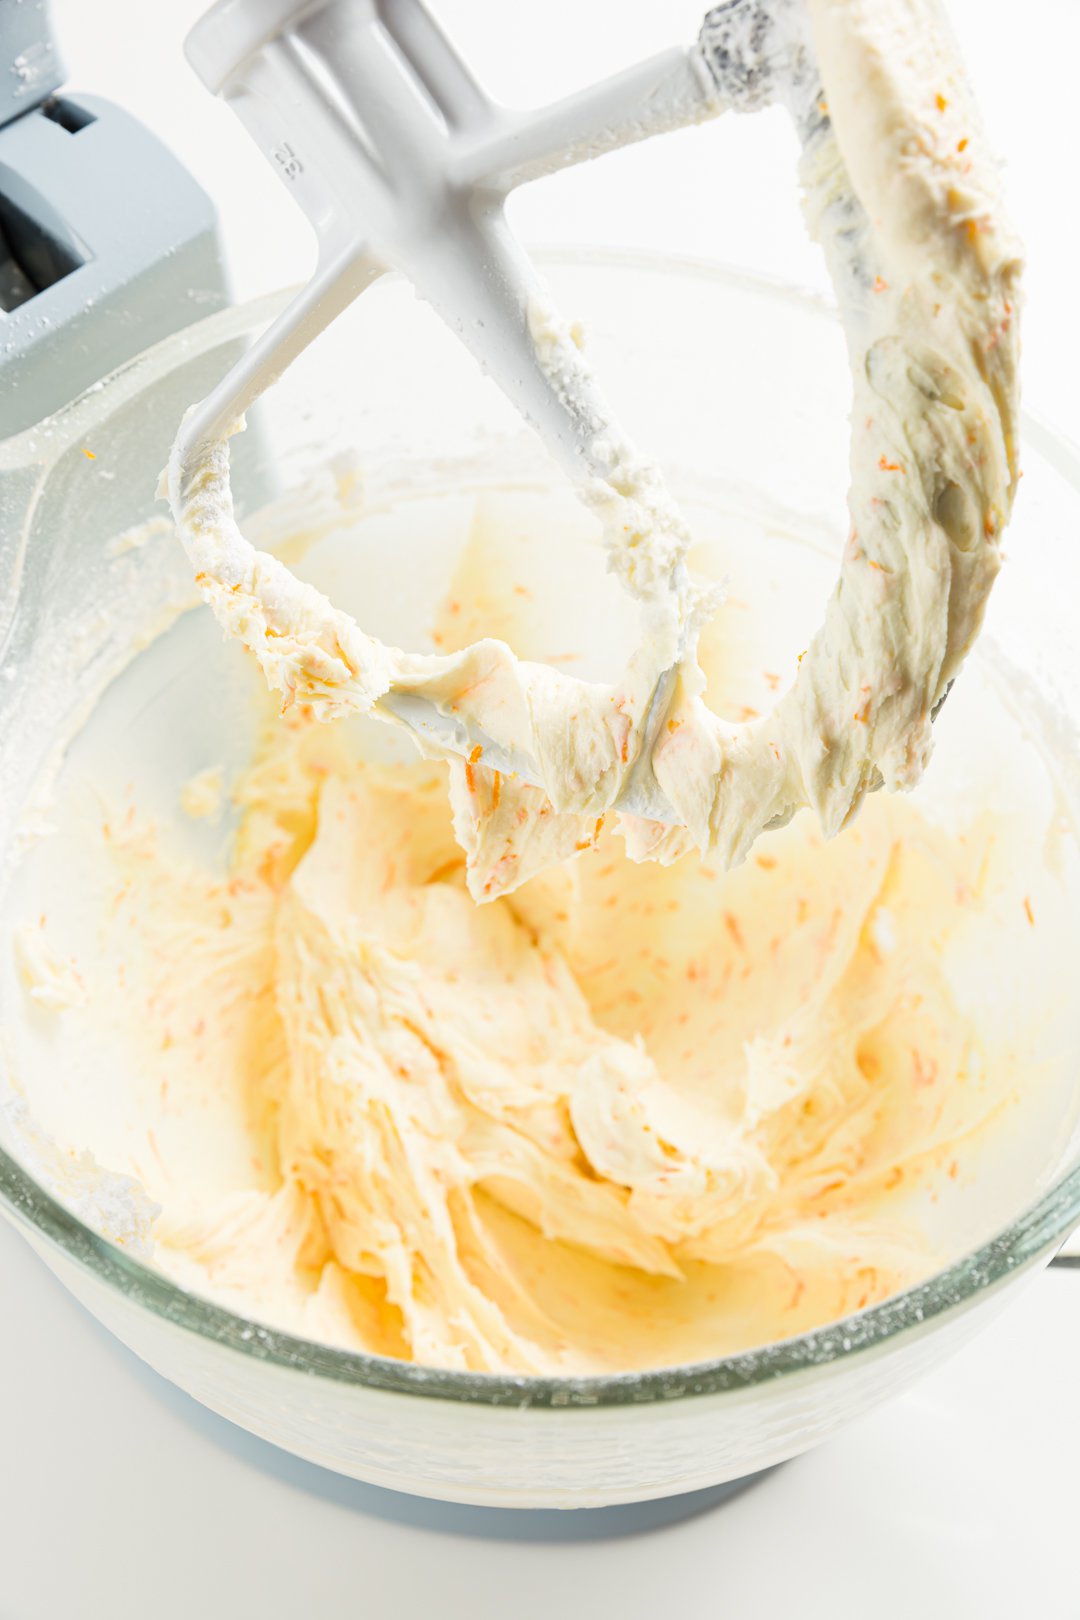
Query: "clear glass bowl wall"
1 254 1079 1509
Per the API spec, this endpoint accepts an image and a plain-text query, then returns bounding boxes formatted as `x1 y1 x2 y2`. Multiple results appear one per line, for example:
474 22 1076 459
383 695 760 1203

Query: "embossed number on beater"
272 142 303 180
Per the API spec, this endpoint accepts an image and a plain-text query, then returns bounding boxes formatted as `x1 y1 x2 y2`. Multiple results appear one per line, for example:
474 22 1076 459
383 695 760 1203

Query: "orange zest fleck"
575 816 606 854
957 137 968 153
491 770 501 811
873 275 888 294
935 92 948 112
878 455 902 473
82 447 96 460
912 1051 938 1089
464 742 482 794
1023 895 1034 926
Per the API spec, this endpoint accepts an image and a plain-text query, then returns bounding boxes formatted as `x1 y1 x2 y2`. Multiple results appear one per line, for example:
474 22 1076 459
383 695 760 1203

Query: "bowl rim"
2 247 1079 1411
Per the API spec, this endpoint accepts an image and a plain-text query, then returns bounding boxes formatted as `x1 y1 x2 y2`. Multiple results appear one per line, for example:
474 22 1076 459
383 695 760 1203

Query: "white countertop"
4 2 1080 1614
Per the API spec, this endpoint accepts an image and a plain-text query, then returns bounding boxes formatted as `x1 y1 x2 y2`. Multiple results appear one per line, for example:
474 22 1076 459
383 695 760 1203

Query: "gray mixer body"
0 0 228 436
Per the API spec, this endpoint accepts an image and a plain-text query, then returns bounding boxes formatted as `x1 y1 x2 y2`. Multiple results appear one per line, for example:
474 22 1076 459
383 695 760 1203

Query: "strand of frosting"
635 0 1021 871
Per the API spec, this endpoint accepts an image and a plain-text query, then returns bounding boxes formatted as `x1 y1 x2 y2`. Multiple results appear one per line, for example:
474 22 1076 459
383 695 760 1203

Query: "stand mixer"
2 0 1066 1518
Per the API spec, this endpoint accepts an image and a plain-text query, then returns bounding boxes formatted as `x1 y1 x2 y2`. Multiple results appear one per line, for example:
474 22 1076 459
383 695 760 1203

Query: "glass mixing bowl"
2 253 1080 1510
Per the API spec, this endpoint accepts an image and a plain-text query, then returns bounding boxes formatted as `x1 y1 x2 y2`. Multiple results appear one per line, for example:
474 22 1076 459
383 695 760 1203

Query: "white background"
3 1 1080 1615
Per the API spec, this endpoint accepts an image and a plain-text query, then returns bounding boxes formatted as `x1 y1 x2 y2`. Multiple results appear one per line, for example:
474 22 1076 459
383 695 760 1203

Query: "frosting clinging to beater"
167 0 1021 899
